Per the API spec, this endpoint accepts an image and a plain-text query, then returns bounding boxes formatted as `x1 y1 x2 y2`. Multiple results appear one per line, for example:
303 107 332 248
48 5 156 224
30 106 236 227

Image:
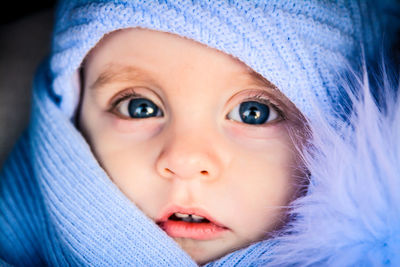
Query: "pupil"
128 98 159 118
239 101 269 124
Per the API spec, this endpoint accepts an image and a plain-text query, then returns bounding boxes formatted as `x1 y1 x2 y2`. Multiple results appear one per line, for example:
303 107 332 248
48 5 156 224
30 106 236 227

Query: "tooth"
191 215 206 223
191 214 205 220
175 212 190 218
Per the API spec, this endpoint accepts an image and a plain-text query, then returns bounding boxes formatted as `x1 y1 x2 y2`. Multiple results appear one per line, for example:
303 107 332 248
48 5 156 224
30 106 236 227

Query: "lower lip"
158 221 228 240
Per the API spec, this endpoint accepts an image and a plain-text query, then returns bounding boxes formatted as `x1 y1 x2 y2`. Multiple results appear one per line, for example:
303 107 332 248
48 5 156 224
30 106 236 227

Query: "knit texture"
50 0 391 120
2 55 400 266
0 58 278 266
265 62 400 266
0 59 198 266
1 0 400 266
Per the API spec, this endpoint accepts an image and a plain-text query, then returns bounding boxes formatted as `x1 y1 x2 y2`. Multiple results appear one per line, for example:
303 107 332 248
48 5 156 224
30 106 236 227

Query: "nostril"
165 168 174 174
200 170 209 175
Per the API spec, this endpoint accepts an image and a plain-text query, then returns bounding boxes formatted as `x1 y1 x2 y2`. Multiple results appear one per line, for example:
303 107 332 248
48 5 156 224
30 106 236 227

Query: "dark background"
0 1 399 167
0 2 57 166
0 1 57 25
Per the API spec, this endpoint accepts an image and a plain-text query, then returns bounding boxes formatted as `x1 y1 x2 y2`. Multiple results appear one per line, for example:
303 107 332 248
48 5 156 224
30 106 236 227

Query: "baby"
77 28 307 264
1 0 393 266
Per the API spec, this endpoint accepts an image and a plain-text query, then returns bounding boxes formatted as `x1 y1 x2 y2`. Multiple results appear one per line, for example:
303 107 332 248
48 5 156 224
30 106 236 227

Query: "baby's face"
79 28 304 265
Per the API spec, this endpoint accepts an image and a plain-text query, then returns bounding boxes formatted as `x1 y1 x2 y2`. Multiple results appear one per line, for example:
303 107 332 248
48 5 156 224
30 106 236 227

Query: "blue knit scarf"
2 1 400 266
0 58 277 266
3 56 400 266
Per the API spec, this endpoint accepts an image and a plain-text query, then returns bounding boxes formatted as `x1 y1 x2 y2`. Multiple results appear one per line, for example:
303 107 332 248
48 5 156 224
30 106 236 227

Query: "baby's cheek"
91 139 158 203
225 143 296 240
104 111 164 137
86 111 163 157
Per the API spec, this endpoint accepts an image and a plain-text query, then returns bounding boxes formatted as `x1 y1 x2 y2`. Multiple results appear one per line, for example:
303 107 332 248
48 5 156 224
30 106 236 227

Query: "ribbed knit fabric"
0 58 278 266
50 0 390 120
1 0 399 266
3 57 400 266
0 59 194 266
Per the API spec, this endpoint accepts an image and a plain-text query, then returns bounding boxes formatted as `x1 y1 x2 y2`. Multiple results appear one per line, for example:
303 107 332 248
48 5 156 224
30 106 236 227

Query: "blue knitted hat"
50 0 391 120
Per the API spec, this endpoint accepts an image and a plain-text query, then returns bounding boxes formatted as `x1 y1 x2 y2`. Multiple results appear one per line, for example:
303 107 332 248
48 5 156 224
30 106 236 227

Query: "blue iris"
239 101 270 124
128 98 160 118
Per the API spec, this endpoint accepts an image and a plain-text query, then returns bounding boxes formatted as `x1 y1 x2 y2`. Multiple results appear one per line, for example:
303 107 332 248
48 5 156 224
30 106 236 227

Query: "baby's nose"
155 135 221 181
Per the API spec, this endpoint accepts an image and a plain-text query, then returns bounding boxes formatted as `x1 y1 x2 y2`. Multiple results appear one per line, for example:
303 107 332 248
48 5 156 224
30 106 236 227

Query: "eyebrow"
246 68 276 90
88 63 297 114
88 64 156 91
90 62 275 90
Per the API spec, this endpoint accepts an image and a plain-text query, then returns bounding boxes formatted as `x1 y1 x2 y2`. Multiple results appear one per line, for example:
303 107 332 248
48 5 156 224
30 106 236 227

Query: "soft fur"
263 62 400 266
1 4 399 262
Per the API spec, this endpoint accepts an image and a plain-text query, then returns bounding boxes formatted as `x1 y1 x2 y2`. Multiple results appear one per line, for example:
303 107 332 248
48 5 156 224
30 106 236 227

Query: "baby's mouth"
169 212 210 223
156 206 229 240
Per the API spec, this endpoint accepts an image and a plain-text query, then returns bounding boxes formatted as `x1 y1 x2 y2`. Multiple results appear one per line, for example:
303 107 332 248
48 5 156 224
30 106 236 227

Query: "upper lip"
156 204 228 229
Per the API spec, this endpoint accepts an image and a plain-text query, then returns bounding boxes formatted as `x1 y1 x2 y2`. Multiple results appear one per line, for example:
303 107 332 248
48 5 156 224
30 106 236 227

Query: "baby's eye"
227 100 279 125
117 98 163 119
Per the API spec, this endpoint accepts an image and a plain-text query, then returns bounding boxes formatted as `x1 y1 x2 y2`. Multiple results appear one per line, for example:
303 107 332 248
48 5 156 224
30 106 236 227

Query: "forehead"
87 62 274 92
82 28 297 111
85 28 256 77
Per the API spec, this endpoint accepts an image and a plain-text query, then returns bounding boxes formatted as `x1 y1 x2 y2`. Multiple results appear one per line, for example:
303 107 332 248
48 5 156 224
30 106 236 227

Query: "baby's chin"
173 236 249 265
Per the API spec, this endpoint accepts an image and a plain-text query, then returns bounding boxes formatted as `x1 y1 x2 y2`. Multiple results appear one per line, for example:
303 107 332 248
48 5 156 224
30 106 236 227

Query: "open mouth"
168 212 210 223
156 207 229 240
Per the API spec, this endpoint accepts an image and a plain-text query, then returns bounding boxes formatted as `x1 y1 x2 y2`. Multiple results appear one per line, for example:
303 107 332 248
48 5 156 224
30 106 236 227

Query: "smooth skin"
79 28 306 265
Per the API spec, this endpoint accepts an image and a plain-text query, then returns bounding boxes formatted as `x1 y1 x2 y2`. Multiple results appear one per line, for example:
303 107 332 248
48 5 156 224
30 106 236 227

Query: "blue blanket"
1 0 400 266
2 56 400 267
0 58 277 266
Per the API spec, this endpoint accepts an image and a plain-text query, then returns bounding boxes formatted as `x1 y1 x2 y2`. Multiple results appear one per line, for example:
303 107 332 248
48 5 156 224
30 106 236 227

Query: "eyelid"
230 90 286 121
107 87 164 118
109 90 141 109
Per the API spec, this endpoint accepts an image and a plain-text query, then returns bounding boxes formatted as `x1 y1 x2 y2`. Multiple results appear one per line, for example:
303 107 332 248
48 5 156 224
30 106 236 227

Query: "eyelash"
109 89 142 111
236 92 286 121
108 88 286 121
